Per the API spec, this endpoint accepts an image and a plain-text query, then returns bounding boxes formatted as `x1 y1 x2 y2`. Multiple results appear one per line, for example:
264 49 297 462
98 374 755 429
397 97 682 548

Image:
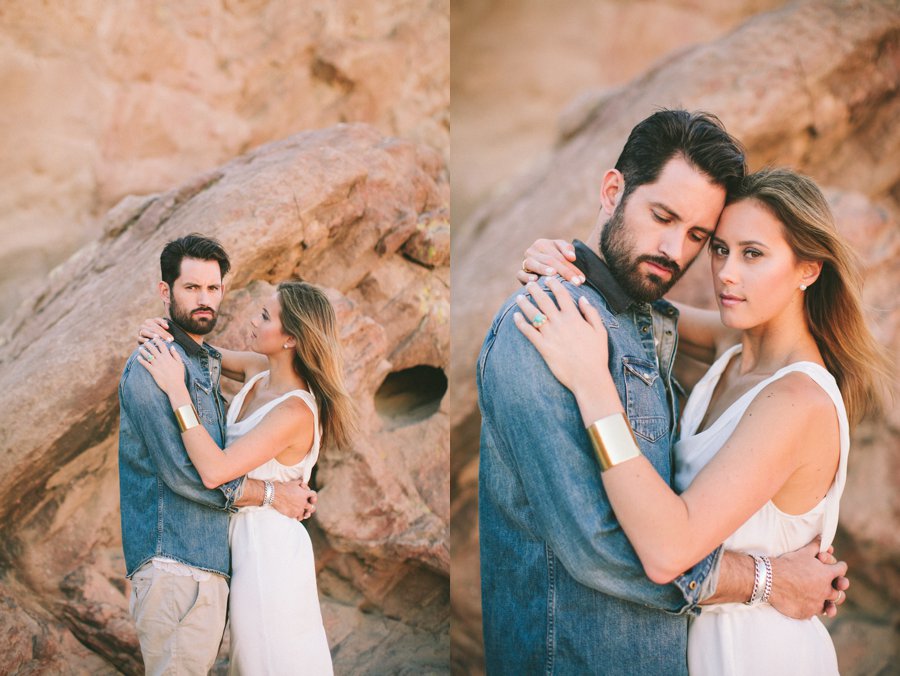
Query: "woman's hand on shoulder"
137 317 173 345
516 238 585 286
137 336 186 396
513 277 609 394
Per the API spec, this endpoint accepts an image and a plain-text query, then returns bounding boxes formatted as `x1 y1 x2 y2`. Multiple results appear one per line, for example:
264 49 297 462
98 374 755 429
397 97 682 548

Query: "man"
477 111 848 674
119 234 316 674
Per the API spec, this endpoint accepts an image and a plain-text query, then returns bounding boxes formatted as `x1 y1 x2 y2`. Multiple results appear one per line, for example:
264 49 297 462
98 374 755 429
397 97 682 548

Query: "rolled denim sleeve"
121 358 236 511
479 300 718 614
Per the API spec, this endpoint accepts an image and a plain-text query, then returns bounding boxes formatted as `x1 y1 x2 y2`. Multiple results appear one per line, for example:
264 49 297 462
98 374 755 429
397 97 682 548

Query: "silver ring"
531 313 547 328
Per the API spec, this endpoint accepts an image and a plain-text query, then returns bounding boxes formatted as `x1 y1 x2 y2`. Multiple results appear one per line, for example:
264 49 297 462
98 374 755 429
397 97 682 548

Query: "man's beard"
169 293 219 335
600 200 685 303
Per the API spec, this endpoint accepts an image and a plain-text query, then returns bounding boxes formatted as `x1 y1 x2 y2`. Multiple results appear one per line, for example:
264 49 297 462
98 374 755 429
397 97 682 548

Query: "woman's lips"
719 293 745 307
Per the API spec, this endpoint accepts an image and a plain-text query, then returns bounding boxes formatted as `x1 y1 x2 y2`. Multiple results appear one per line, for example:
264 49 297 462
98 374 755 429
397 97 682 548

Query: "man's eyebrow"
649 201 681 221
651 201 714 236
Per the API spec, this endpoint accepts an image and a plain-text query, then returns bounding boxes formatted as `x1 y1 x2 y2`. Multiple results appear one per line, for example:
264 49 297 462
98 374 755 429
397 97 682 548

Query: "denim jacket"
118 321 242 578
477 241 722 675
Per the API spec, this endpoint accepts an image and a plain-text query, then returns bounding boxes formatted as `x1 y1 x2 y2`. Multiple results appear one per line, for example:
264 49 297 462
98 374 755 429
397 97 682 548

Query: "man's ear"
158 281 171 308
599 169 625 217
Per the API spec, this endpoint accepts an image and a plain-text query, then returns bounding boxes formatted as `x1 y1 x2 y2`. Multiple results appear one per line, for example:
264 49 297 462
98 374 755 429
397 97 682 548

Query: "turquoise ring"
531 313 548 328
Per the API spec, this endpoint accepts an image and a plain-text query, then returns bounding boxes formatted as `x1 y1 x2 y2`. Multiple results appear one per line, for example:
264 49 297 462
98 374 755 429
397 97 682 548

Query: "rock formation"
0 0 449 321
451 1 900 673
450 0 789 226
0 123 449 674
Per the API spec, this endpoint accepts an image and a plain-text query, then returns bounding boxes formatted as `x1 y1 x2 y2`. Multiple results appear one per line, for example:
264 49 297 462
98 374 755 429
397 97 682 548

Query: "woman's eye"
712 245 728 256
744 249 762 259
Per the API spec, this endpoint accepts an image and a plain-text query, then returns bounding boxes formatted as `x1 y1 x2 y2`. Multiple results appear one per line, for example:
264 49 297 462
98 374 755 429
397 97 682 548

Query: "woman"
514 169 889 674
137 280 356 676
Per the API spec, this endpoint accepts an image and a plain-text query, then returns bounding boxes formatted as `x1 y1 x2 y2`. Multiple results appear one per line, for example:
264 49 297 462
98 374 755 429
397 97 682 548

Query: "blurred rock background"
0 1 448 674
451 0 899 673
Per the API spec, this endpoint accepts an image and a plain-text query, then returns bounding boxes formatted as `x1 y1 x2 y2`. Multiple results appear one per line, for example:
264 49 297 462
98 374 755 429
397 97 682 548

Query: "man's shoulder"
490 276 614 323
651 298 678 318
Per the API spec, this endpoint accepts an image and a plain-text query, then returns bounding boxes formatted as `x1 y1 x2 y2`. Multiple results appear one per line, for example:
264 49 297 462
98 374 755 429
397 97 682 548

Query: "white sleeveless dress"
226 371 333 676
675 345 847 676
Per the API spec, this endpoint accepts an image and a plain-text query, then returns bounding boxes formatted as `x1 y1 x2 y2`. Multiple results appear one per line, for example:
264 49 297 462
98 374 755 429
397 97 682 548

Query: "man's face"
600 156 726 302
163 257 225 336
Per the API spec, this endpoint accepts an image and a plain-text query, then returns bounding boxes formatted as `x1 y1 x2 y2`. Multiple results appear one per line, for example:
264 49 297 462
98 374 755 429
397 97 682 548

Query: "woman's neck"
738 303 821 375
263 352 308 394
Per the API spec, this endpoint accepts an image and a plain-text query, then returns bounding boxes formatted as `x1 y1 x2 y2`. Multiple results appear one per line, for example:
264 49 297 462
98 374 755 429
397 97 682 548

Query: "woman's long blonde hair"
277 281 357 450
727 168 891 425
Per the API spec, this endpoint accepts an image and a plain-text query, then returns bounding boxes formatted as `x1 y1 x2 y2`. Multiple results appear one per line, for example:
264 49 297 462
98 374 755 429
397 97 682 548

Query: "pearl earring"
283 343 290 349
799 284 807 291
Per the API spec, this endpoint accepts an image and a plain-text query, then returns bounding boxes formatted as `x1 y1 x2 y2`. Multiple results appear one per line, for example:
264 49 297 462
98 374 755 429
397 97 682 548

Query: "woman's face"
710 199 811 330
248 292 292 354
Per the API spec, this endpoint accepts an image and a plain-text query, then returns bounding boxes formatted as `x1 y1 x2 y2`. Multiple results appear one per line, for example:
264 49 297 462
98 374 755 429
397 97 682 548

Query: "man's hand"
770 540 848 620
816 545 850 618
271 480 317 520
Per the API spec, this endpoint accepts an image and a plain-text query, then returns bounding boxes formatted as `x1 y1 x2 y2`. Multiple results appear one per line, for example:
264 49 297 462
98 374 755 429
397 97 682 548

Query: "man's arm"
706 545 848 618
479 295 711 613
121 359 230 510
234 478 317 520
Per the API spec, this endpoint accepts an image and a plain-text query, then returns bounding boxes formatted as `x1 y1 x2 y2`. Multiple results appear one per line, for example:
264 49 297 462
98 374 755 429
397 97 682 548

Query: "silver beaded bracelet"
760 555 773 604
745 554 769 606
262 479 275 507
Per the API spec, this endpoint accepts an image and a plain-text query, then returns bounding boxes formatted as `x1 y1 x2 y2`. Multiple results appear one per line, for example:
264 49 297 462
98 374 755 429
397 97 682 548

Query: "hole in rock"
374 366 447 429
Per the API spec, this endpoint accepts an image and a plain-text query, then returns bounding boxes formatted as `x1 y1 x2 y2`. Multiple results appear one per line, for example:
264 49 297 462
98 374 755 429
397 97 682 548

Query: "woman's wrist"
572 369 618 402
575 376 624 426
167 386 192 410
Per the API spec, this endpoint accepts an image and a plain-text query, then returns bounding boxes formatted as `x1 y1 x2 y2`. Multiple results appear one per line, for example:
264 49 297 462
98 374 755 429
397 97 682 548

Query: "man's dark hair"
160 234 231 288
614 109 746 201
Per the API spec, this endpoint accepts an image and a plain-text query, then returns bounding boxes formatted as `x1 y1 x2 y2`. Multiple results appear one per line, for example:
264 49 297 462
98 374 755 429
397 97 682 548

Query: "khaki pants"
130 564 229 676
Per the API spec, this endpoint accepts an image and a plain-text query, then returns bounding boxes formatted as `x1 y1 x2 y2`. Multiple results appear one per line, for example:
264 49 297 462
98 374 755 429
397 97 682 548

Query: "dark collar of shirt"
167 319 215 359
572 239 634 314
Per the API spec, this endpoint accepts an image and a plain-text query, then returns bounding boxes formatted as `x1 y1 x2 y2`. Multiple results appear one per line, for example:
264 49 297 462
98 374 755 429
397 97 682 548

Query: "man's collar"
166 319 206 358
572 239 634 314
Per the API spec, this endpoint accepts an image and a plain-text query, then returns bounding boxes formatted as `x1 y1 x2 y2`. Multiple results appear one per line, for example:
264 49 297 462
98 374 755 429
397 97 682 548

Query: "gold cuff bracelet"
174 404 201 433
586 412 643 471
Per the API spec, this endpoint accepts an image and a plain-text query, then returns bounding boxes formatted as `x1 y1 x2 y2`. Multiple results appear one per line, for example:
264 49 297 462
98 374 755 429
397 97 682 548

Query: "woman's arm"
138 339 314 488
574 370 834 583
668 301 740 365
138 317 267 382
209 345 268 383
516 278 838 583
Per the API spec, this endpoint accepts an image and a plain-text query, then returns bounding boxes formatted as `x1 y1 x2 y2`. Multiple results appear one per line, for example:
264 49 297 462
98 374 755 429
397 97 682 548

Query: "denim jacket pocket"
193 381 213 422
622 356 668 442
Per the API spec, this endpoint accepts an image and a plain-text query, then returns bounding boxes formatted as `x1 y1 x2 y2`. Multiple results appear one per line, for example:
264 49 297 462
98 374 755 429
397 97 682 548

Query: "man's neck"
585 227 601 257
168 317 204 346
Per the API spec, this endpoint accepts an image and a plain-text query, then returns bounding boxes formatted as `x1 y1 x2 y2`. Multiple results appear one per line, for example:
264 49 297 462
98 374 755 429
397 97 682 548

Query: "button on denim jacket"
478 244 722 675
118 324 242 579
